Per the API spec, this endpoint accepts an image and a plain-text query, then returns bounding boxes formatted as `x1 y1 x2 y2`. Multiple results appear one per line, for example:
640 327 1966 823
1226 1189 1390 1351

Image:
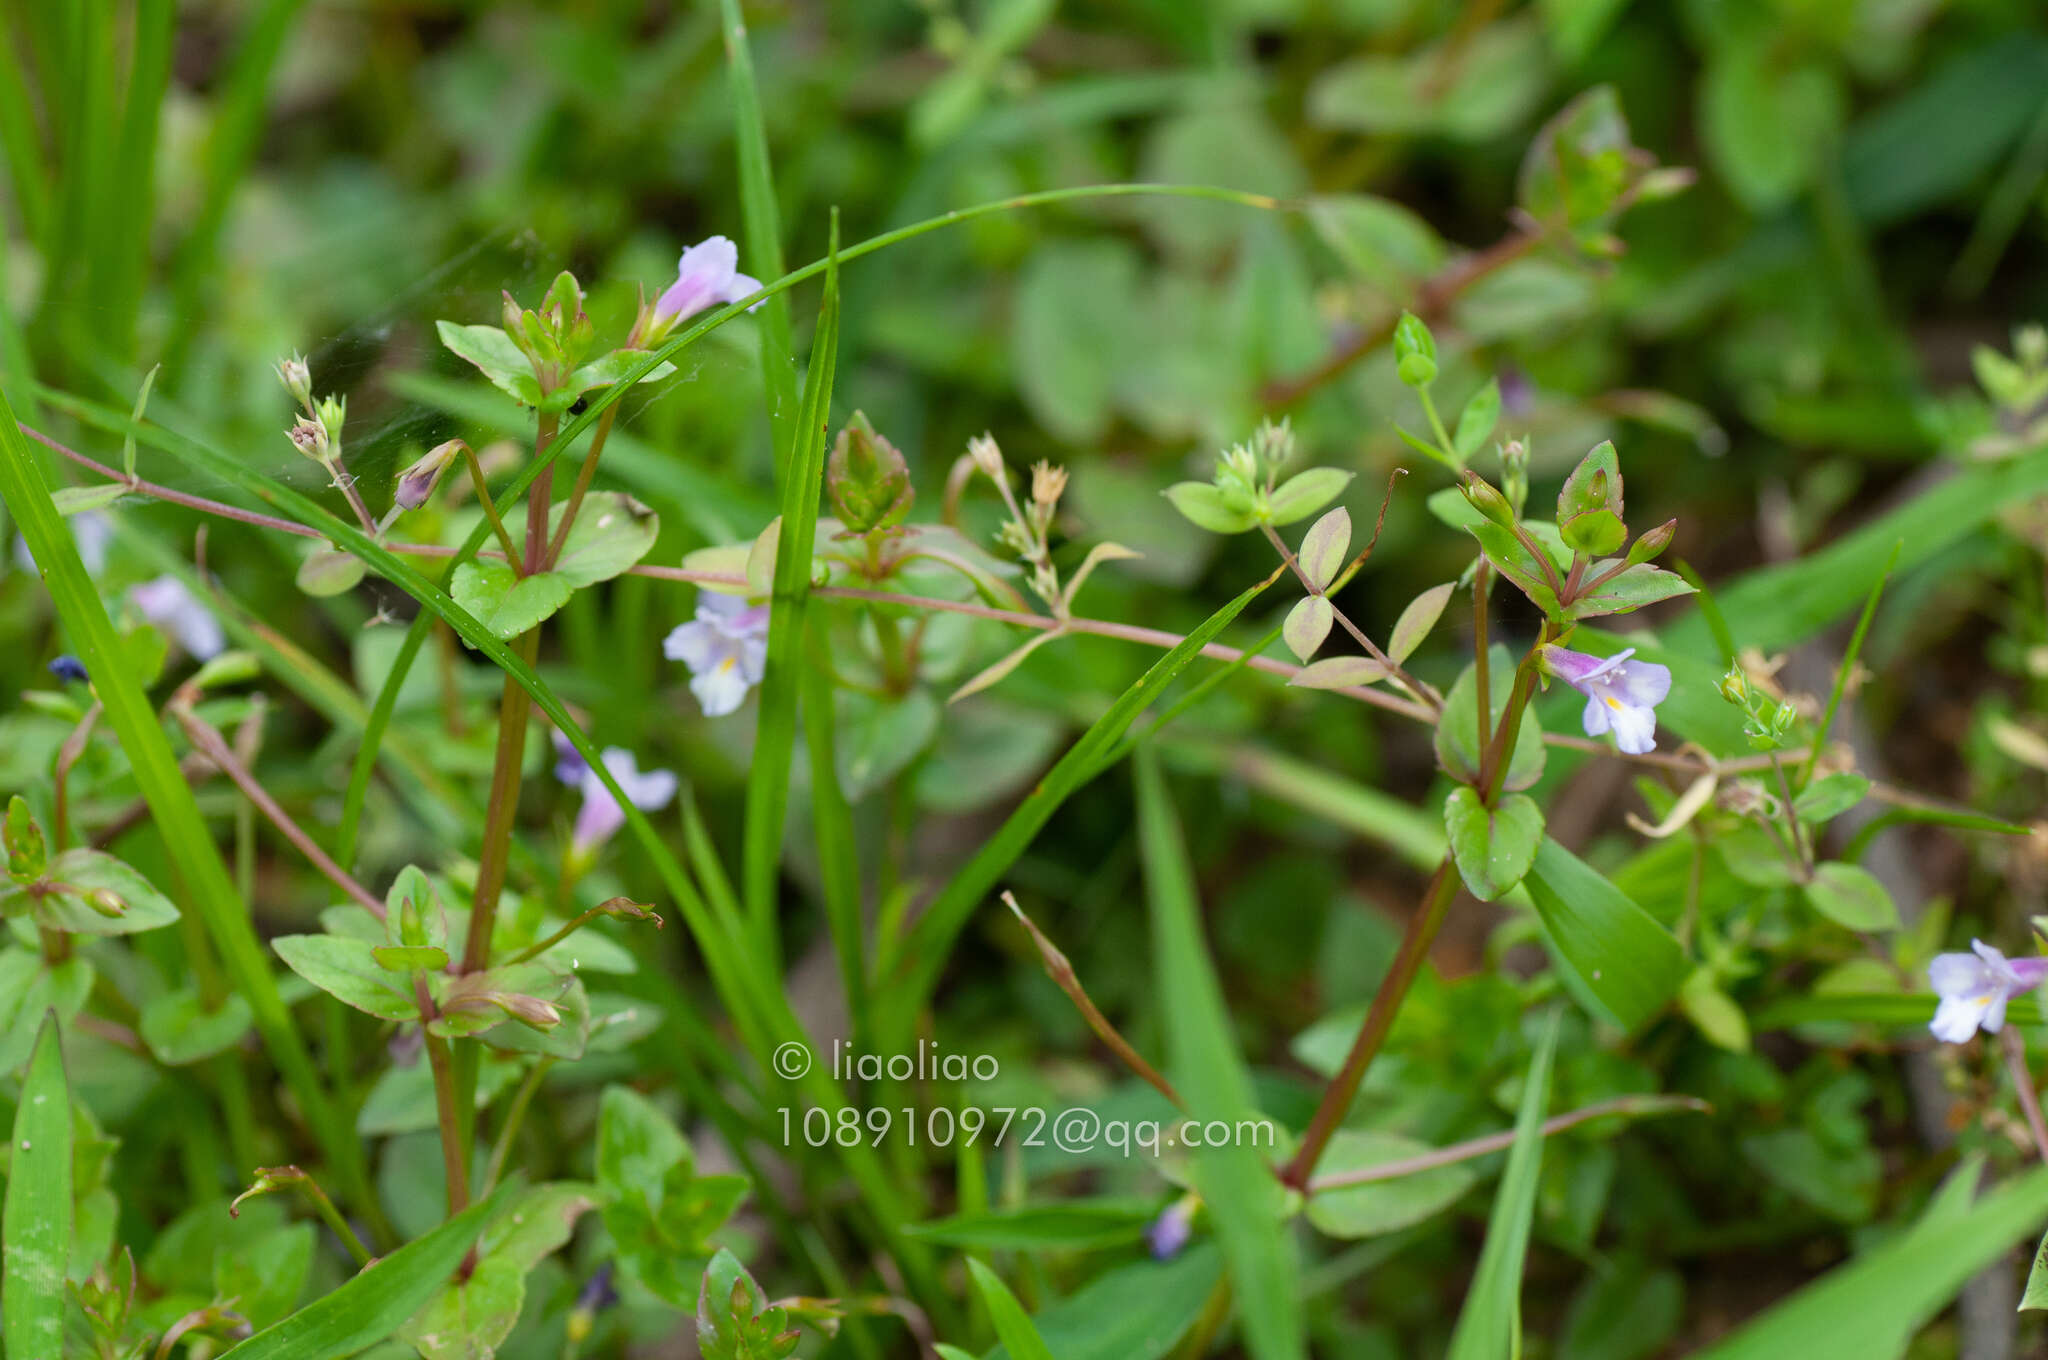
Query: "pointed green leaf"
1446 1011 1561 1360
1523 839 1686 1031
3 1017 71 1360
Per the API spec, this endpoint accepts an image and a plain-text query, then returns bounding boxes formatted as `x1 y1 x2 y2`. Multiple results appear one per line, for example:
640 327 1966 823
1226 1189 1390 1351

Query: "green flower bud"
826 412 914 534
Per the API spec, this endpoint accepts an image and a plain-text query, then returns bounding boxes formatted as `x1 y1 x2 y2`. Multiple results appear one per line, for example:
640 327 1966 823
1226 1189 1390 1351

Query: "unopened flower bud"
87 887 127 918
1249 417 1295 474
1500 437 1530 515
1626 518 1677 566
393 440 466 513
826 413 913 534
494 992 562 1030
315 394 346 442
502 289 528 345
1460 471 1516 528
276 354 312 408
1718 667 1751 706
968 433 1005 480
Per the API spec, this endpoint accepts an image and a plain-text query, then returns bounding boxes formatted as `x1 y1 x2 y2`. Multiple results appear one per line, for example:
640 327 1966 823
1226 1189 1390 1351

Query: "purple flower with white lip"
1540 644 1672 755
129 575 226 660
652 237 761 331
552 731 677 857
663 592 771 717
1929 940 2048 1043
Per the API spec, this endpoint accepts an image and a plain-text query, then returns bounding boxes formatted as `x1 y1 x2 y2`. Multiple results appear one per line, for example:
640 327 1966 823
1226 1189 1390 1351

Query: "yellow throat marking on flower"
1604 695 1623 709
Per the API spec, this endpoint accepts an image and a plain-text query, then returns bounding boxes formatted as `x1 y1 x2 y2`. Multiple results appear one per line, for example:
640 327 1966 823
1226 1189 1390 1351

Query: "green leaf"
1694 1162 2048 1357
742 220 841 965
139 986 254 1065
1290 655 1387 690
1012 239 1140 443
562 348 676 400
448 559 574 641
225 1182 517 1360
1469 520 1564 618
400 1182 595 1360
1454 379 1502 459
1308 19 1550 142
1389 582 1455 663
1283 597 1333 663
1306 1131 1479 1238
698 1248 798 1360
5 795 45 881
3 1017 71 1360
1801 863 1899 932
1517 85 1642 229
983 1247 1221 1360
1266 468 1353 526
1446 1010 1561 1360
35 847 181 935
1566 562 1693 620
1794 773 1871 824
908 1200 1155 1252
435 322 543 407
1701 48 1843 213
1444 788 1544 901
1165 481 1258 535
1678 968 1751 1053
967 1259 1057 1360
271 934 419 1022
0 951 92 1073
1523 838 1687 1031
1305 194 1446 295
544 492 659 588
296 547 366 598
1136 750 1302 1360
1556 440 1623 553
1435 646 1546 793
1297 507 1350 591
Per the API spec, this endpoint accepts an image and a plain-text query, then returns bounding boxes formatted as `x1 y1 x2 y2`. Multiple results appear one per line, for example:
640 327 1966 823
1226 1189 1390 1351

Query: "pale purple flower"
1929 940 2048 1043
1147 1198 1196 1260
553 731 677 856
129 575 225 660
1540 644 1672 755
652 236 761 329
663 592 771 717
14 509 113 576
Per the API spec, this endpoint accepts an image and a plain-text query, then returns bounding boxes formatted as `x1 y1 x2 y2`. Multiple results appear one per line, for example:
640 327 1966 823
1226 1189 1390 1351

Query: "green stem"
541 406 619 570
482 1058 554 1194
464 443 522 570
295 1172 374 1267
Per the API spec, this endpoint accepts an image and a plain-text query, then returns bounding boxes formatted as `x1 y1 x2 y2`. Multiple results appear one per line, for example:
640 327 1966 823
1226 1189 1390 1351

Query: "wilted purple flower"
1147 1198 1196 1260
652 237 761 330
14 509 113 577
552 731 677 856
129 575 226 660
1540 644 1671 755
47 655 87 684
1929 940 2048 1043
663 592 770 717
